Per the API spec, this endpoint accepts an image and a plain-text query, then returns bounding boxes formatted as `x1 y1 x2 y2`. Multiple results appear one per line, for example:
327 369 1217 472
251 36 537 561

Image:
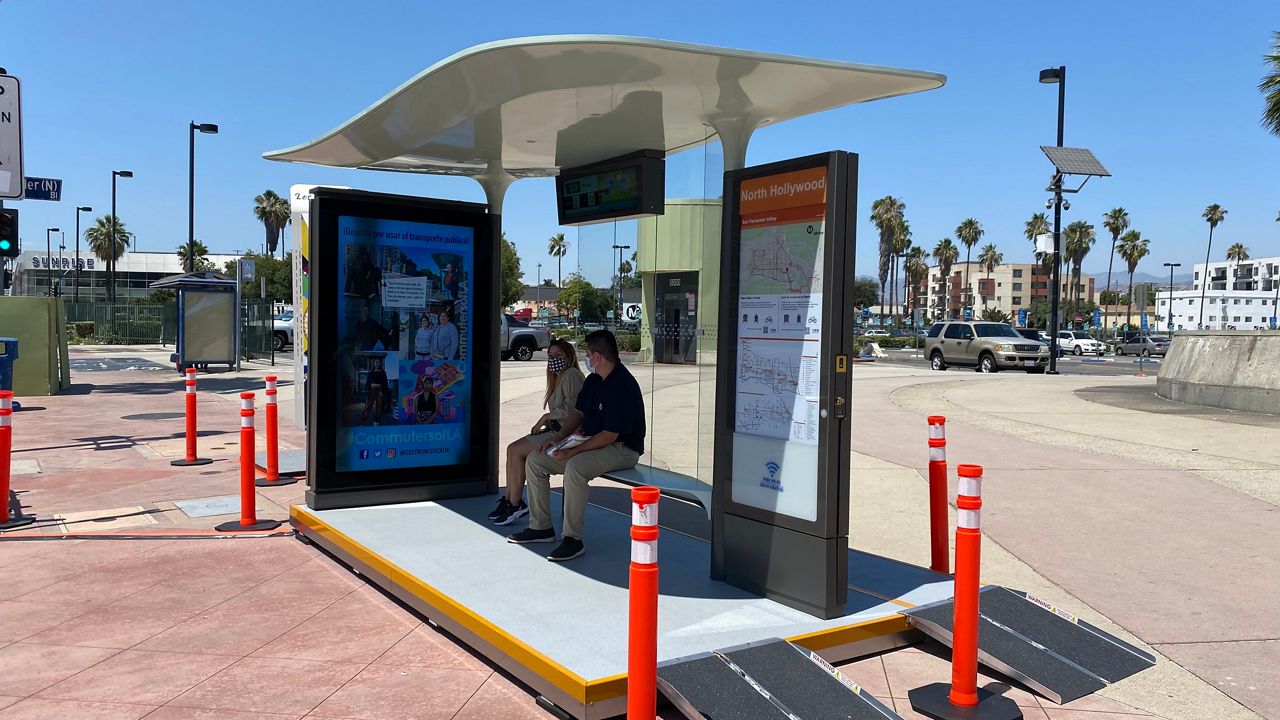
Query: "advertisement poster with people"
334 215 473 471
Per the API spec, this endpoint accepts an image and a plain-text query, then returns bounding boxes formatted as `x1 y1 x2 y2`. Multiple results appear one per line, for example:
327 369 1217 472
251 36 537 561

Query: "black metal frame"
711 151 856 618
306 188 499 510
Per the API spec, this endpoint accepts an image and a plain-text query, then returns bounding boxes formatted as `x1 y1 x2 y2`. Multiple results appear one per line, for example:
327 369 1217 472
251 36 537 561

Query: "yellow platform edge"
291 504 913 707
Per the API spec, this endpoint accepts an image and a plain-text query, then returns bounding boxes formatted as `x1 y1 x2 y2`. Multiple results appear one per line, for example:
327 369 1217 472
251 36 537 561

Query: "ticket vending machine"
711 151 857 619
305 188 499 510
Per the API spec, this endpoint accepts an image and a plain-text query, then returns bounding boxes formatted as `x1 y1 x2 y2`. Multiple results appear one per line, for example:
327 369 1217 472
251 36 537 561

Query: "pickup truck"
273 312 294 352
500 313 550 361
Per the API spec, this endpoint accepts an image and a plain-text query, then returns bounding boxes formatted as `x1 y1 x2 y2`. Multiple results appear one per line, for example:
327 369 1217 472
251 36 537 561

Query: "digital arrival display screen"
334 216 473 472
560 167 641 222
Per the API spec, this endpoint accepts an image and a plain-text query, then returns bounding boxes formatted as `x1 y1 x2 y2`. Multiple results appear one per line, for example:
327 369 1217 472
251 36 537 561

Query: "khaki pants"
525 442 640 540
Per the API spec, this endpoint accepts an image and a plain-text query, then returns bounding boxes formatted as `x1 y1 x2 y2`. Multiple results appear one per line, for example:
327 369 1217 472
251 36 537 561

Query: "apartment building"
1154 255 1280 330
912 261 1094 322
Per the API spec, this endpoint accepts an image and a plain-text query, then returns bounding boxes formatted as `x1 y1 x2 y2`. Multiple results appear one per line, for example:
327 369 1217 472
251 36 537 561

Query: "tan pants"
525 442 640 540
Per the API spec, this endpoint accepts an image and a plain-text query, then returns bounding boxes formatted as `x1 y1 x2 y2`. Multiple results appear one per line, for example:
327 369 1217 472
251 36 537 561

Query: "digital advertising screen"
334 216 474 472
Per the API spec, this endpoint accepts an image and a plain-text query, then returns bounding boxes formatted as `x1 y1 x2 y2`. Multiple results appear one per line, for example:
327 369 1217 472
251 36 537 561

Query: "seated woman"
489 339 585 525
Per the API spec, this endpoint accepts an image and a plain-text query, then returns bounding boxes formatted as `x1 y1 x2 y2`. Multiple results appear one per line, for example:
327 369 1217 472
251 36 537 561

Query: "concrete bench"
600 465 713 519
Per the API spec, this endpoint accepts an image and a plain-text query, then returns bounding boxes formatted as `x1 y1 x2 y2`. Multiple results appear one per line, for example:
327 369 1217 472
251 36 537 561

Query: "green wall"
635 199 723 362
0 297 69 396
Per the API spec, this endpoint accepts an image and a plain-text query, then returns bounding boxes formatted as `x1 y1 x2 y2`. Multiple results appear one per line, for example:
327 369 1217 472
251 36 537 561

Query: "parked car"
1058 331 1106 356
924 321 1049 373
582 322 605 332
864 329 890 337
1114 334 1169 357
1015 327 1042 342
273 312 294 352
499 313 550 361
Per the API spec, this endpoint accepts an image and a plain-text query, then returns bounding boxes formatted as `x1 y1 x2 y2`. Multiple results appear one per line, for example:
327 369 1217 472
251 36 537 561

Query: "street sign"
538 307 549 318
607 310 615 319
1017 308 1027 326
1140 313 1149 332
1271 316 1277 330
241 259 256 281
963 306 973 320
1093 309 1101 327
860 307 871 320
0 75 23 199
22 176 61 201
573 308 581 318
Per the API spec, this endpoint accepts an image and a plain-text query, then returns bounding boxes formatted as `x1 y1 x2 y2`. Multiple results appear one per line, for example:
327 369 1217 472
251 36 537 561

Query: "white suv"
1057 331 1105 356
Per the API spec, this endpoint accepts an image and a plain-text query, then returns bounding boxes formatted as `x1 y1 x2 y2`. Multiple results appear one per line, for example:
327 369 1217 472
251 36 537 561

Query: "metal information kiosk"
306 188 499 510
712 151 856 619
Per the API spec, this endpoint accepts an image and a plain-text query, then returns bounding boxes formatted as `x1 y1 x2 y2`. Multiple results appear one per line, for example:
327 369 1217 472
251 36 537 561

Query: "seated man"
508 330 645 561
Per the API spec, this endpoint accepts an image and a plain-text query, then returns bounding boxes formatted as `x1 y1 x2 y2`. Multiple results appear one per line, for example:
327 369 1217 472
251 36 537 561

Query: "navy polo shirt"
576 361 646 455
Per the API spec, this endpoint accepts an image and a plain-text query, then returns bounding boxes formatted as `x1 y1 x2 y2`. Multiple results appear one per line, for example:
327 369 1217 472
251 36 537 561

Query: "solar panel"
1041 146 1110 177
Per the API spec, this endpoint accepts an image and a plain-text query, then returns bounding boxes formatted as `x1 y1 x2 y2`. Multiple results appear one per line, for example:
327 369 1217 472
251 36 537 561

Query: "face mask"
584 353 595 374
548 357 567 374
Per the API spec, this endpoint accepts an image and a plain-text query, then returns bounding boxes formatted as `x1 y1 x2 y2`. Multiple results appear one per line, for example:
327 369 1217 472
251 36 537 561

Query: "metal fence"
64 302 178 345
241 298 274 361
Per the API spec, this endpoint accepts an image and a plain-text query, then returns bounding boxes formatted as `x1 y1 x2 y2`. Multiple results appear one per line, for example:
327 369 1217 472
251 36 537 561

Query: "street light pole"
537 262 542 316
111 170 133 302
1164 262 1181 333
1040 65 1066 374
188 122 219 273
612 243 631 326
45 227 60 296
74 206 92 303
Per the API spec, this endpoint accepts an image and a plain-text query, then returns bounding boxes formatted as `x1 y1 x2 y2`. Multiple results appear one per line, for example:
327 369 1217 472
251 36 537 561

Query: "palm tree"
904 245 929 324
871 196 905 328
253 190 291 258
1197 204 1228 328
1101 207 1129 318
1226 243 1250 292
933 238 959 320
955 218 983 310
1064 221 1096 314
1261 31 1280 137
977 243 1003 312
1118 230 1150 334
892 218 912 326
547 233 569 287
177 239 213 272
1024 213 1050 269
84 215 131 302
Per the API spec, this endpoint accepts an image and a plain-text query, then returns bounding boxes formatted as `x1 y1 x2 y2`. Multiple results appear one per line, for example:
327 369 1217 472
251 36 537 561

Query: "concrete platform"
292 495 953 719
255 449 307 477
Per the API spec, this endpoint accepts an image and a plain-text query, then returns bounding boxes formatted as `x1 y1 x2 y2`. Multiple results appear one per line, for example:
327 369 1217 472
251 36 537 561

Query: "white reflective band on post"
266 380 276 391
928 425 945 439
0 398 10 410
632 503 659 527
241 416 253 428
631 539 657 564
959 477 982 498
185 384 195 394
0 415 10 427
929 447 945 462
267 394 277 405
958 508 981 529
241 398 254 411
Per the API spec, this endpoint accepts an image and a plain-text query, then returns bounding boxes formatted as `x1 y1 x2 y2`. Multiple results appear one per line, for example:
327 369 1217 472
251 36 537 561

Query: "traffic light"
0 209 18 258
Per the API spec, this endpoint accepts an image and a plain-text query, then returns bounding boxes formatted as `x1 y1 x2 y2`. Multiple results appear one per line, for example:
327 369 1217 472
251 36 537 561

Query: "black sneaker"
547 537 585 562
507 527 556 544
493 501 529 526
487 497 513 521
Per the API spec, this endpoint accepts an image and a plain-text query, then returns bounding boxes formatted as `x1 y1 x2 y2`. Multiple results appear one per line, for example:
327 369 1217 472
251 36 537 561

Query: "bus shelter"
266 35 951 719
149 271 238 372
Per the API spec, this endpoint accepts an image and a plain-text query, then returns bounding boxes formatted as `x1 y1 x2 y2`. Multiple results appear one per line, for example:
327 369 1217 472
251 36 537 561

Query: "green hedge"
853 336 920 353
616 333 641 353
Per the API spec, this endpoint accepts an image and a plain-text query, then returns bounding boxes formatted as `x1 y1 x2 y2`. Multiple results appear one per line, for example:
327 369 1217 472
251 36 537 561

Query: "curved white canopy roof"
264 35 945 179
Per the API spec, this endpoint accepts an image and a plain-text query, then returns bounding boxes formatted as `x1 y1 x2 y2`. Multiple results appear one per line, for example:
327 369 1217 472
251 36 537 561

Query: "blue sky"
4 1 1278 287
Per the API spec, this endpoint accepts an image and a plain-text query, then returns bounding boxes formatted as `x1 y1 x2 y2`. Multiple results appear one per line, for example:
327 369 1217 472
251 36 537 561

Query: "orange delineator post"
0 391 33 529
927 416 949 575
628 486 661 720
171 368 212 467
948 463 985 708
264 375 278 482
215 392 281 532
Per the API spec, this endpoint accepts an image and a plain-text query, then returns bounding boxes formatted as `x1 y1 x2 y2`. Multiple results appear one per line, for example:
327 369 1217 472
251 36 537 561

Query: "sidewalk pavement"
0 346 1250 719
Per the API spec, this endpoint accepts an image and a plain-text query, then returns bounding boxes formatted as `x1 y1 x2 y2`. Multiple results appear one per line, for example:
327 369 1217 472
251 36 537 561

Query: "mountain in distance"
1089 271 1192 287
